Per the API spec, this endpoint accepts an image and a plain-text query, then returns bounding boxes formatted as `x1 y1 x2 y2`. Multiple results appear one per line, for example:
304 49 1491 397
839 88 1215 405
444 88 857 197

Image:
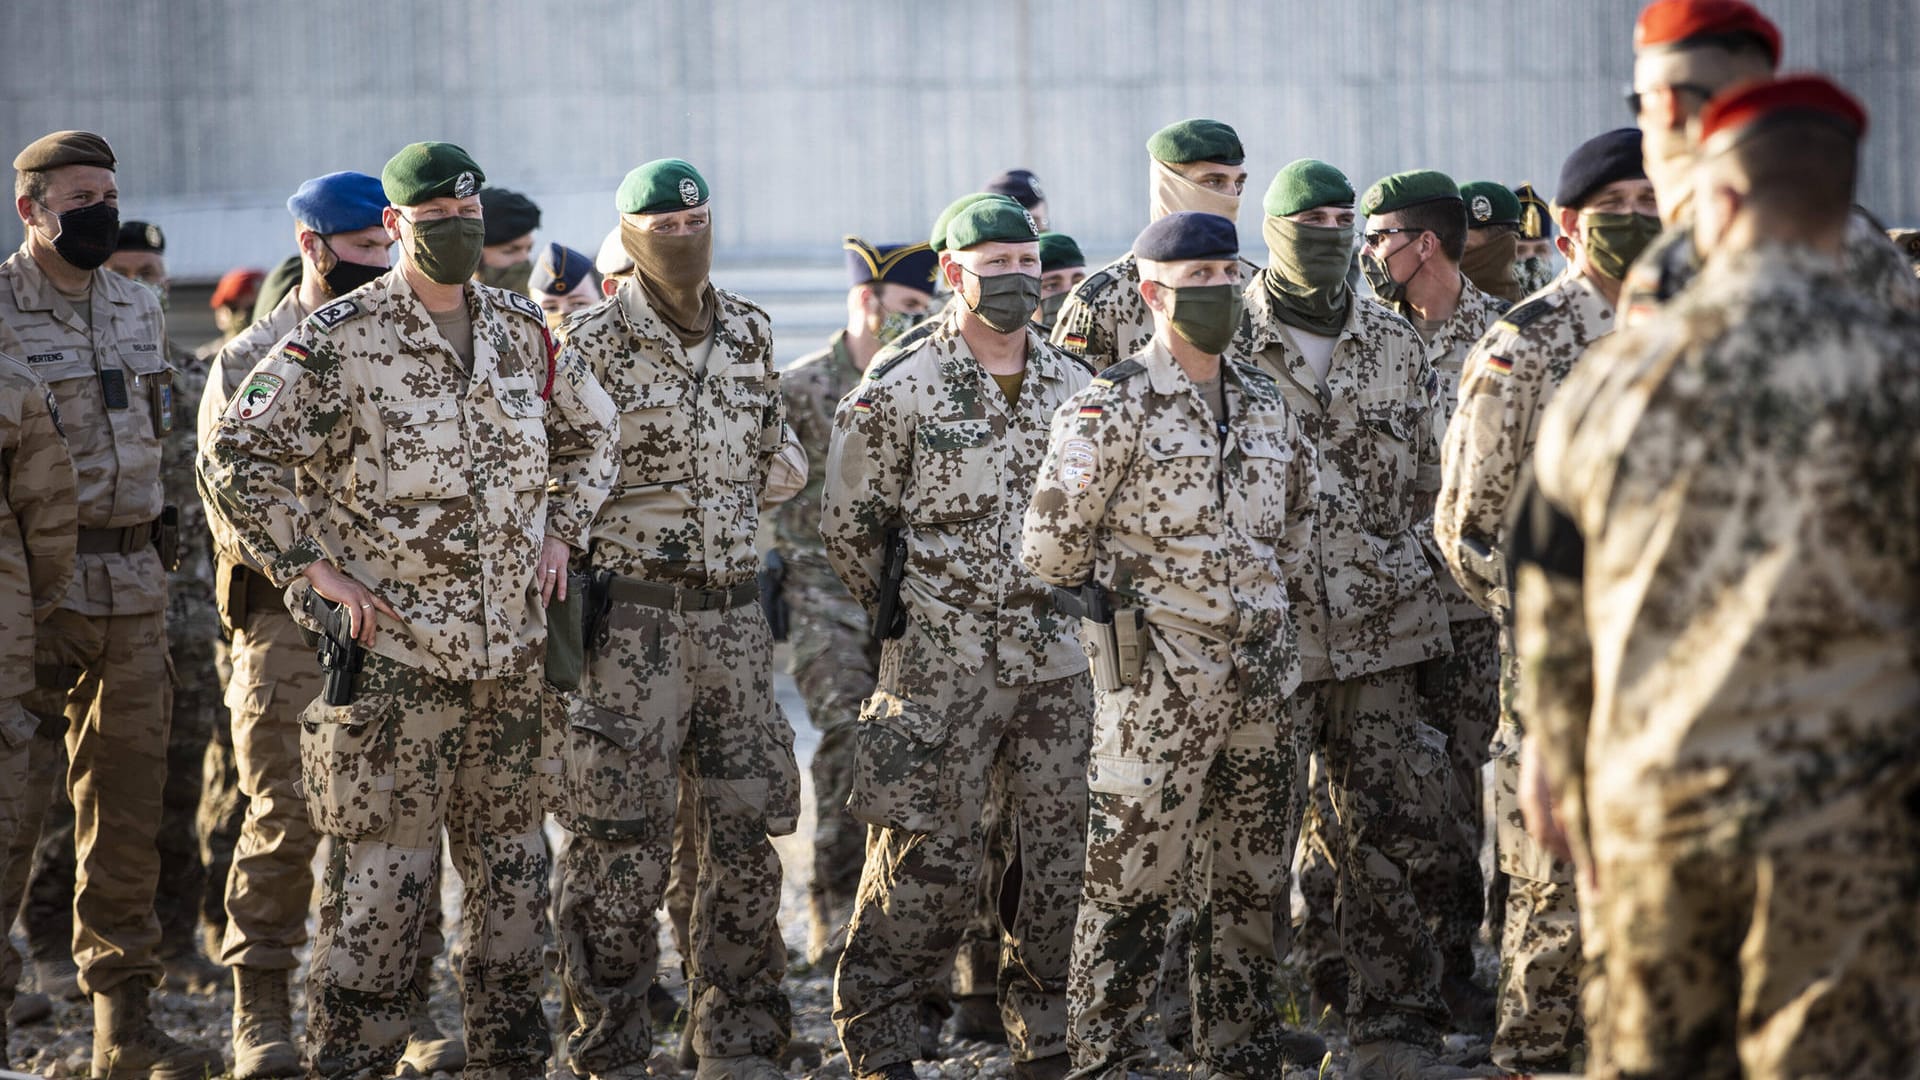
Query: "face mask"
1581 212 1663 281
875 308 922 345
960 267 1041 334
1362 237 1429 306
320 241 387 297
1459 230 1520 299
1036 292 1069 329
476 258 533 294
41 201 119 271
1149 158 1242 222
402 215 486 286
1156 282 1243 355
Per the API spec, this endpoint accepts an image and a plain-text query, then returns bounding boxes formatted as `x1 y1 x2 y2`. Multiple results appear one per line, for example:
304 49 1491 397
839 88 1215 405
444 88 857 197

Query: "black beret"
479 187 541 246
1133 211 1238 263
14 130 115 173
1556 128 1647 210
116 220 165 253
983 169 1046 209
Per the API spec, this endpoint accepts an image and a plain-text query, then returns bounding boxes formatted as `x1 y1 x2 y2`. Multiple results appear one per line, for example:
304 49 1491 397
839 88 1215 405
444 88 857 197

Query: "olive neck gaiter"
476 258 533 295
621 218 717 346
1461 230 1523 301
1261 215 1353 337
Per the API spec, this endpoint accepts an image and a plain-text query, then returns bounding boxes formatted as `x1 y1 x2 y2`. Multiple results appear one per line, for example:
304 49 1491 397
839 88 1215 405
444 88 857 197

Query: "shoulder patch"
306 298 362 333
43 387 63 436
1070 269 1116 304
1497 296 1554 331
494 288 544 323
867 325 935 382
1090 358 1147 387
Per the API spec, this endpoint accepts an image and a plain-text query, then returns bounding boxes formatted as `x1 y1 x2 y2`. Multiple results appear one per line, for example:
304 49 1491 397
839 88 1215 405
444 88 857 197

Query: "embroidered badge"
231 372 286 420
1059 437 1098 490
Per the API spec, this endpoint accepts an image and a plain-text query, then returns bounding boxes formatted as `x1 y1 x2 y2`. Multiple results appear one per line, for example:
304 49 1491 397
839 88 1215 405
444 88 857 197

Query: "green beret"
930 193 997 253
1038 232 1085 272
944 195 1040 252
1146 119 1245 166
381 142 485 207
1264 159 1355 218
616 158 710 215
1361 169 1462 218
1459 181 1522 227
14 130 115 173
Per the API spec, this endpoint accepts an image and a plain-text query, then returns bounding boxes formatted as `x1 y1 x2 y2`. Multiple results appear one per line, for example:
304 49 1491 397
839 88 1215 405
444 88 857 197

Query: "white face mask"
1148 158 1242 223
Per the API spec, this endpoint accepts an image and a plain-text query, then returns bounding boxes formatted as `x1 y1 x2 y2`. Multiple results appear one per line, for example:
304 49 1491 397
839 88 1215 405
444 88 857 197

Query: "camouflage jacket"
1436 266 1615 616
561 279 789 591
0 352 77 700
773 330 861 586
1526 245 1920 852
1049 251 1262 372
1022 339 1317 709
1235 281 1449 681
823 304 1091 685
0 246 168 615
162 339 216 636
201 270 618 681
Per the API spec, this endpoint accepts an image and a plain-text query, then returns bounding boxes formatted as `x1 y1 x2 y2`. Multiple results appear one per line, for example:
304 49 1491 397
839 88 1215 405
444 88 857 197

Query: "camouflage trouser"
1066 645 1298 1079
21 608 172 995
302 655 551 1080
197 639 246 954
1586 780 1920 1080
833 644 1091 1073
1286 668 1452 1047
1489 733 1582 1072
1412 616 1498 988
0 698 64 1021
785 578 877 961
555 600 798 1073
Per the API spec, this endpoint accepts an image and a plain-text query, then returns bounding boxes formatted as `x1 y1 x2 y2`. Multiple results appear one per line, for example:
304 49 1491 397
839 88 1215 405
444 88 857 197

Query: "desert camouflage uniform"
1050 254 1262 374
1235 282 1455 1048
0 351 76 1039
202 270 618 1079
1520 245 1920 1079
1022 339 1320 1077
1435 264 1614 1070
774 329 878 962
822 304 1093 1074
553 280 802 1075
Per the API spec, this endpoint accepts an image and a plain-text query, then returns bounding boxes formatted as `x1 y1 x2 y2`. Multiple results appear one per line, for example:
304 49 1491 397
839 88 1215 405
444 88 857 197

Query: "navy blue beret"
286 171 388 234
1133 211 1239 263
479 187 541 246
529 242 595 297
1556 128 1647 210
983 169 1046 209
843 236 940 296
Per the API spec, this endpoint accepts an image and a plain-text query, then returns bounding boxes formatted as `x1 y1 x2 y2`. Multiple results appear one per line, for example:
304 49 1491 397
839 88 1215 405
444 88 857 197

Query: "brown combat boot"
230 968 301 1079
398 961 466 1074
90 981 224 1080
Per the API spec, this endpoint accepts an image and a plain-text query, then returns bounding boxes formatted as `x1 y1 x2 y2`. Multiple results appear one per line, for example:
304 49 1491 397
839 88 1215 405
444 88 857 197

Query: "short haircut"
14 170 48 205
1720 118 1857 230
1396 199 1468 261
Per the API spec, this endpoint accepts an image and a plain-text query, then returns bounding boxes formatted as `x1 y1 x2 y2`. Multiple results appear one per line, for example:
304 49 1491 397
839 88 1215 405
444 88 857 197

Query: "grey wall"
3 0 1915 280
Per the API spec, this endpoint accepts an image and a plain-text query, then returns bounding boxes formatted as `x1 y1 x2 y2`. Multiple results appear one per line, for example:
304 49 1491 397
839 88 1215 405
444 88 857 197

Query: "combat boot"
854 1064 917 1080
1012 1052 1070 1080
230 967 301 1079
90 981 224 1080
398 962 466 1074
693 1053 785 1079
949 993 1006 1044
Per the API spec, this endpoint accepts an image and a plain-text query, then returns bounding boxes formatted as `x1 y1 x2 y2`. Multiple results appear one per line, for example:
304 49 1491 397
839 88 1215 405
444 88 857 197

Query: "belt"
607 575 759 613
75 521 156 555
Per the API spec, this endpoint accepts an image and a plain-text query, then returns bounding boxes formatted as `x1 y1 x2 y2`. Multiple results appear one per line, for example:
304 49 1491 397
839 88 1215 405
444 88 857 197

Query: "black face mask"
42 201 119 271
321 241 387 297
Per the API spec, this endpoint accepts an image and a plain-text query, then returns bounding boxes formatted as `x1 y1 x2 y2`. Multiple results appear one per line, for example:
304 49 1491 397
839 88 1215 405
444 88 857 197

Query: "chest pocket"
379 397 465 501
716 373 776 482
1357 399 1419 534
490 376 548 493
908 418 998 524
1132 428 1219 537
612 379 692 488
1236 423 1293 539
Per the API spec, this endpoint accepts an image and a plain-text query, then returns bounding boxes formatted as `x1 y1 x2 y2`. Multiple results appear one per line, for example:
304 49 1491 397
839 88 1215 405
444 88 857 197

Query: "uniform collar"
615 276 743 375
384 270 502 385
7 243 131 331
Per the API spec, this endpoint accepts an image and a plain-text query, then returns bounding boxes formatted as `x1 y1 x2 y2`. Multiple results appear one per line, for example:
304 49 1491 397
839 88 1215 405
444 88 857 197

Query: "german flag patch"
1063 332 1088 351
1078 404 1105 417
852 396 874 413
1486 355 1513 374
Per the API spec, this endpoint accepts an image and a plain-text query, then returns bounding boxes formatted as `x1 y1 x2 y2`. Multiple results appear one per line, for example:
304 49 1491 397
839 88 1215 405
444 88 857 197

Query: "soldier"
1033 232 1087 334
1454 181 1525 304
985 169 1051 232
1235 160 1477 1080
530 241 601 330
475 186 541 294
206 268 266 350
1512 185 1559 295
201 140 618 1079
1890 227 1920 278
822 195 1093 1080
1357 170 1514 1034
1022 211 1324 1078
777 235 938 968
0 349 77 1064
1516 75 1920 1077
1051 119 1256 372
1434 127 1654 1074
1620 0 1920 323
0 129 224 1079
552 157 803 1080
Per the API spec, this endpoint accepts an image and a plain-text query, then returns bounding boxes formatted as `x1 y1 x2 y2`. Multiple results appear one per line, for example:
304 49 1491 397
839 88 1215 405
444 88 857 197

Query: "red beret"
1634 0 1782 65
1699 74 1867 151
209 268 266 310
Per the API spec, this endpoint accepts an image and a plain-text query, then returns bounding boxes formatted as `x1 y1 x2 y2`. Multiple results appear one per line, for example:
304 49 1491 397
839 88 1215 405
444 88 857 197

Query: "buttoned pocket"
490 376 548 493
299 695 399 840
379 397 464 500
848 691 954 833
1131 429 1217 536
560 699 670 841
612 379 693 487
907 419 998 524
1358 400 1418 534
717 374 776 481
1084 753 1178 895
1237 425 1293 538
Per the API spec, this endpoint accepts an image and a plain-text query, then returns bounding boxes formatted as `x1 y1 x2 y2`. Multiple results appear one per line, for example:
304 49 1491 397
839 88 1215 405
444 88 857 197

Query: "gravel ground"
5 661 1495 1079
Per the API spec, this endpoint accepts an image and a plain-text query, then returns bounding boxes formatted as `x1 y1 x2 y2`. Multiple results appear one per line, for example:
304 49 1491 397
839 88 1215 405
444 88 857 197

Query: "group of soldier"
4 1 1920 1079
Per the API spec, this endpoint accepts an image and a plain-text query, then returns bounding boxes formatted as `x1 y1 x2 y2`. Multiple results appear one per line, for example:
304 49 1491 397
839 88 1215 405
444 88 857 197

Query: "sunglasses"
1624 81 1715 116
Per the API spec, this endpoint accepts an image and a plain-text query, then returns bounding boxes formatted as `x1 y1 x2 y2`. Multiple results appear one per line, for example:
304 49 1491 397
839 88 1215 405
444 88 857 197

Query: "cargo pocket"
0 697 34 751
560 700 659 842
299 695 399 841
763 705 802 838
1084 753 1177 897
534 690 568 814
847 691 954 833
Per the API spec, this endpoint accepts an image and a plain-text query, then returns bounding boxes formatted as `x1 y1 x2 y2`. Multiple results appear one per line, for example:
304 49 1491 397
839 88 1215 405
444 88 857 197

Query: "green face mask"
1261 215 1354 336
963 268 1041 334
405 215 487 286
1036 291 1069 329
1581 212 1663 281
1157 282 1244 355
476 258 533 294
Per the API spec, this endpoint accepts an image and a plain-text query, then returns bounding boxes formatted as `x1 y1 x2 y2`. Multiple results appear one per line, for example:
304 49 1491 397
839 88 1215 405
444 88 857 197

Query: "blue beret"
983 169 1045 209
843 236 940 296
529 242 595 297
1133 211 1238 263
1556 128 1647 210
287 171 389 234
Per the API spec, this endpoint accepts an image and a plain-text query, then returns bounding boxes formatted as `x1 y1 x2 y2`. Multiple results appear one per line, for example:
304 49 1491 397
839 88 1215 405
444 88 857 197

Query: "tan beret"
13 130 116 173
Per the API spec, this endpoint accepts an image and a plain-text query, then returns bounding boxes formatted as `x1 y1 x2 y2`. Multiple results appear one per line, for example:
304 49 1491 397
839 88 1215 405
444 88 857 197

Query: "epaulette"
716 286 771 322
1228 358 1280 396
305 297 362 334
490 287 545 324
1070 269 1116 304
1089 357 1147 388
1496 296 1555 333
867 327 934 382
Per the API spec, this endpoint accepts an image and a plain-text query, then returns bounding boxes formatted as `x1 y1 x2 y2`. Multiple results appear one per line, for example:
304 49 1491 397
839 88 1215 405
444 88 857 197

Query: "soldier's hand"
302 559 397 647
1517 733 1572 862
537 536 571 605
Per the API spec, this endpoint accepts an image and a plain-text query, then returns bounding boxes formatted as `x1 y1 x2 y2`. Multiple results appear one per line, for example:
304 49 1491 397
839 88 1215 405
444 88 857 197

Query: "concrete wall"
2 0 1914 280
